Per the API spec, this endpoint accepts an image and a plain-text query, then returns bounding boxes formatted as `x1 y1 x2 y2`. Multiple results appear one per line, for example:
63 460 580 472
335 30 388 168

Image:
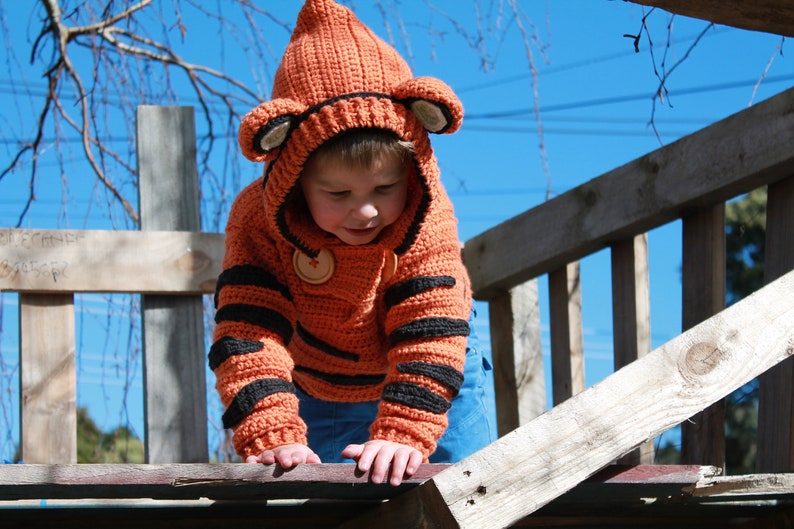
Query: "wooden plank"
0 228 223 294
757 175 794 472
611 235 651 369
0 463 720 502
627 0 794 38
549 262 584 405
611 234 653 465
344 270 794 529
462 86 794 299
687 472 794 498
489 280 545 437
680 206 726 469
0 463 446 501
2 464 792 529
19 293 76 464
137 105 208 463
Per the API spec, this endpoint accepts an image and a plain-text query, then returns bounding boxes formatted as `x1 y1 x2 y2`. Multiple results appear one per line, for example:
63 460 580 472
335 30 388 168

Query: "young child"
210 0 493 486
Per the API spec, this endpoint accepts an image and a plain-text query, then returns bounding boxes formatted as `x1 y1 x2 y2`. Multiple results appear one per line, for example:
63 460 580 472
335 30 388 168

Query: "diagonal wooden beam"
343 270 794 529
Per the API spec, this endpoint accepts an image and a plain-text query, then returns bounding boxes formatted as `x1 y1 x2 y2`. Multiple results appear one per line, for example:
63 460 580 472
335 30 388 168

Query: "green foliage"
654 440 681 465
77 407 144 463
725 188 766 305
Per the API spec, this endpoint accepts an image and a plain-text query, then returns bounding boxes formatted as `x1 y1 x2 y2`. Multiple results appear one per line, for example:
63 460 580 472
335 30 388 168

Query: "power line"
465 73 794 120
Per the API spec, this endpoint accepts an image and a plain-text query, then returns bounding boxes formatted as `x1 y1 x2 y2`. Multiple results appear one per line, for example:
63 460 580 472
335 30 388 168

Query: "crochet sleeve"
209 182 306 458
370 196 472 460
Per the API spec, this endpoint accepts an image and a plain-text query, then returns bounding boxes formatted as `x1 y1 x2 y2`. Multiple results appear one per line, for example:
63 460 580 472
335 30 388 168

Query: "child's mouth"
345 226 378 237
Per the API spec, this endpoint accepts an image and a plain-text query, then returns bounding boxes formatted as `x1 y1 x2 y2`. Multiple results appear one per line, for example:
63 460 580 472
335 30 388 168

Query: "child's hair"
309 128 413 169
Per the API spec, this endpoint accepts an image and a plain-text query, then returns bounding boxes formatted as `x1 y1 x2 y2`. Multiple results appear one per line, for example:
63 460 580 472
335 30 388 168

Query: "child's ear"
238 99 307 162
395 77 463 134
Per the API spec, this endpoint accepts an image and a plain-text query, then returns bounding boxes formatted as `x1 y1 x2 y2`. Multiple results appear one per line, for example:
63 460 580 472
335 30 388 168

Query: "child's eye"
326 190 349 198
376 184 396 193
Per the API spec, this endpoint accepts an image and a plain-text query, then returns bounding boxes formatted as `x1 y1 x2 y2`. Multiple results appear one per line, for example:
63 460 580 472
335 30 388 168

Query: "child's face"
300 151 409 246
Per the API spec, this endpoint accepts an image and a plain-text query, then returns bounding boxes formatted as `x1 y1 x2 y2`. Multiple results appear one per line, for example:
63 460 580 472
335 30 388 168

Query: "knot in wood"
679 342 723 383
177 248 210 272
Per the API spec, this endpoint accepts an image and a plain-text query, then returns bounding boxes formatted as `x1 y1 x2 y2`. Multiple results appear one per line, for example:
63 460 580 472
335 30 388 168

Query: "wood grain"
611 234 653 465
0 228 224 294
489 281 545 437
137 106 208 463
549 262 584 405
19 293 76 464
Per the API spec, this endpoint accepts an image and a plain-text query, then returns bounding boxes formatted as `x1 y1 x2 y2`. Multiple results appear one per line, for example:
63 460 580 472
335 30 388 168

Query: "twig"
749 36 785 106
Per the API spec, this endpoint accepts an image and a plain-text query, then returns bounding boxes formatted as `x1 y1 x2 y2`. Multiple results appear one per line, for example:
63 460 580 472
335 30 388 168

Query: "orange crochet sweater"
209 0 471 460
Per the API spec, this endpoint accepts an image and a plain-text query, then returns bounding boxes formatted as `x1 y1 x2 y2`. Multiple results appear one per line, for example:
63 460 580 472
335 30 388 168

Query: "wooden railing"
461 84 794 471
1 88 794 527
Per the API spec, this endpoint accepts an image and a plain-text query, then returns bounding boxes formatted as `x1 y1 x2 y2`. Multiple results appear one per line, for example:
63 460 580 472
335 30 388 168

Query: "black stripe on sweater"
208 336 263 371
382 382 450 414
222 378 295 429
296 322 359 362
214 264 292 308
388 317 469 347
384 275 456 310
215 303 293 344
397 361 464 396
294 365 385 387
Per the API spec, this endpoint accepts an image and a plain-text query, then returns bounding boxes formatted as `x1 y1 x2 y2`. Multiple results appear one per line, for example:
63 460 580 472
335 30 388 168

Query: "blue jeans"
296 311 495 463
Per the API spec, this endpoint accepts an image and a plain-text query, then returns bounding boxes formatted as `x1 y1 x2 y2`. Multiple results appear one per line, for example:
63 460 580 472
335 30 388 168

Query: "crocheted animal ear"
395 77 463 134
238 99 307 162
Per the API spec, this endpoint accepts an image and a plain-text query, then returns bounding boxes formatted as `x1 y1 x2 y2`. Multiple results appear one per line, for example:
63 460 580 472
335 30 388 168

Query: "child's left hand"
341 440 423 486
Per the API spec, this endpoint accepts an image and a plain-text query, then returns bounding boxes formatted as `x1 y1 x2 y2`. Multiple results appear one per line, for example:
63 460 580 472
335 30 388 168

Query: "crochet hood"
237 0 463 258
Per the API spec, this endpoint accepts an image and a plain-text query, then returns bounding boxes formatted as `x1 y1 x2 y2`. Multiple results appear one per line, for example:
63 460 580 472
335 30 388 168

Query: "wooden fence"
1 87 794 527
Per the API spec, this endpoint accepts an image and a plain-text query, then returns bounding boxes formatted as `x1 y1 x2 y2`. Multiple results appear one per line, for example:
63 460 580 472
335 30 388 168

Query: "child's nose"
351 202 378 220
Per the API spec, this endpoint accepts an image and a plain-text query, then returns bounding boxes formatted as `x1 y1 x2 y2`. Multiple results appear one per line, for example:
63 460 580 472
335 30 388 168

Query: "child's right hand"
245 443 321 468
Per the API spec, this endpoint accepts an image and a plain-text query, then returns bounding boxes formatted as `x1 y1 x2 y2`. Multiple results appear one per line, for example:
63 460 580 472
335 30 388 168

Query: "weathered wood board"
628 0 794 38
0 228 223 294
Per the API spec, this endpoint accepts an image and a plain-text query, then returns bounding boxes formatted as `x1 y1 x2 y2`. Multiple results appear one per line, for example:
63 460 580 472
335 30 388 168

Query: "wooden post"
19 293 76 463
549 261 585 405
488 280 545 437
137 106 208 463
611 234 653 464
757 176 794 472
681 205 726 469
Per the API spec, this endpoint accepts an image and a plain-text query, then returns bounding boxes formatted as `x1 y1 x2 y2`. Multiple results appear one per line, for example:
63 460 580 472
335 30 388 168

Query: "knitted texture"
211 0 471 460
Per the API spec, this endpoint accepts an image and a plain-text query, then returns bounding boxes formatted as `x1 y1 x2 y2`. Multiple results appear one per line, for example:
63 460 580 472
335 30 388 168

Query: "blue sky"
0 1 791 461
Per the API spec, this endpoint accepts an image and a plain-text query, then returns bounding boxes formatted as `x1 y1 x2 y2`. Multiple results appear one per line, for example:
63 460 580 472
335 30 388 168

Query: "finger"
276 450 301 468
340 443 364 460
245 455 261 464
388 449 410 486
405 450 422 477
370 446 397 485
356 443 381 474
